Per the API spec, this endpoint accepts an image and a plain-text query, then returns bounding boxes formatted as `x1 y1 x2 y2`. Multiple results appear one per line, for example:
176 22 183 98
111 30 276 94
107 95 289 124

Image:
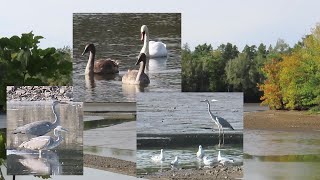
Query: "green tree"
0 32 72 111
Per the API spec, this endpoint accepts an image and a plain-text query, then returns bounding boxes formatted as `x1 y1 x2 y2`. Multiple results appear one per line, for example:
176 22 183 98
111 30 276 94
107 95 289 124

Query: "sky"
1 0 320 50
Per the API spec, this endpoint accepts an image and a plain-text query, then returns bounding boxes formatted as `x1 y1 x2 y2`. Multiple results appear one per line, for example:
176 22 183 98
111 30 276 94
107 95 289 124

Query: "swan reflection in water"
122 83 148 99
7 150 62 175
85 73 121 89
146 57 167 72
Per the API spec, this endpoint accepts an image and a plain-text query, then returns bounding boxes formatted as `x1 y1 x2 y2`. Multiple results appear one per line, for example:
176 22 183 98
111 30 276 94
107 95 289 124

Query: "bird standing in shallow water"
151 149 165 162
196 145 205 159
19 126 68 158
200 99 234 147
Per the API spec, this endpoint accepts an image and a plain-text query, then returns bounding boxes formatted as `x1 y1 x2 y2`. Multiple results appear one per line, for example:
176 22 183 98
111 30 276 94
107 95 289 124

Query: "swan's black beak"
141 32 145 42
81 50 86 56
136 53 146 65
135 59 141 65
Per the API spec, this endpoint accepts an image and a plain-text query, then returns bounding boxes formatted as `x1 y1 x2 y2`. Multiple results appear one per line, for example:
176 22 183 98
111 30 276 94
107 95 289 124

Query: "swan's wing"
149 41 167 57
122 70 138 84
94 59 119 74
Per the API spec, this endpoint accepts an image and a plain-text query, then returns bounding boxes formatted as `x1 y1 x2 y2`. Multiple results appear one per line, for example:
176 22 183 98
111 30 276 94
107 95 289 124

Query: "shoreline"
84 154 136 177
244 110 320 130
139 165 243 180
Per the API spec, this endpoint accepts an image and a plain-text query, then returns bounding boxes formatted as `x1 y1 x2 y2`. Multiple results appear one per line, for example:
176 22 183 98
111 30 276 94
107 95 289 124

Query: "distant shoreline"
244 109 320 130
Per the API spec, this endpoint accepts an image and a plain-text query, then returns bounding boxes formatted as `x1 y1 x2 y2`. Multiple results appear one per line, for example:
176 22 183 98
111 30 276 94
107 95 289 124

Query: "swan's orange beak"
141 32 145 42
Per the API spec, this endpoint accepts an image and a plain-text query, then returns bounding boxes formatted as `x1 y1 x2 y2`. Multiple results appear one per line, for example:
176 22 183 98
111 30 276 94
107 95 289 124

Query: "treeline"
182 24 320 111
0 32 72 111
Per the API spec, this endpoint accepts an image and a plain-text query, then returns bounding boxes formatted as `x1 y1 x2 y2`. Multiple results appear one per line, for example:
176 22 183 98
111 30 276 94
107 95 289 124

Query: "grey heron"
201 99 234 146
13 101 63 136
218 151 234 165
196 145 205 159
19 126 68 158
151 149 165 162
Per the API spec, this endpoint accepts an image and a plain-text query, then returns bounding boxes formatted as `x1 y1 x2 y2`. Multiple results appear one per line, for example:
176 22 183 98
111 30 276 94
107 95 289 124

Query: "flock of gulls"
150 99 236 169
12 101 68 158
82 25 168 86
151 146 234 168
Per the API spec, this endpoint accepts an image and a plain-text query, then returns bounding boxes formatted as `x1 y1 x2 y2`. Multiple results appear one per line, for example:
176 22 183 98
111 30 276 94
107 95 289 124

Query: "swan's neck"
141 32 149 56
52 103 59 127
85 51 95 75
136 60 146 82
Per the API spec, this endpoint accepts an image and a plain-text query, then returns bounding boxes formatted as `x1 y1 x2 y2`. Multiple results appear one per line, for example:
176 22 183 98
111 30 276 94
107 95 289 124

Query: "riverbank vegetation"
182 24 320 111
0 32 72 112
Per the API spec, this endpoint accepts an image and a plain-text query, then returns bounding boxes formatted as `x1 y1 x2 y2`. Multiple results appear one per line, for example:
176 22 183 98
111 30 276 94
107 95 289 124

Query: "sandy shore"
139 165 243 180
245 110 320 130
84 154 136 176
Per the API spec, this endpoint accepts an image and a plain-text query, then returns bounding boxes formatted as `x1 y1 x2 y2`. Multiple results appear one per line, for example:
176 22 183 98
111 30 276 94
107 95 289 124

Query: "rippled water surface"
73 13 181 102
244 106 320 179
7 101 83 175
137 92 243 134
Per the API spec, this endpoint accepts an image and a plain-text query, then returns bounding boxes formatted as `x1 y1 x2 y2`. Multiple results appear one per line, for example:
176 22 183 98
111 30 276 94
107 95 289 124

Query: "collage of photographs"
0 0 320 180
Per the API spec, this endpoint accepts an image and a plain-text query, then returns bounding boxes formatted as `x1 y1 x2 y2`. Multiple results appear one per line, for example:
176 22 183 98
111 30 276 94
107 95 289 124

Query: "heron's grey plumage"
202 99 234 130
201 99 234 146
19 126 67 157
13 101 60 136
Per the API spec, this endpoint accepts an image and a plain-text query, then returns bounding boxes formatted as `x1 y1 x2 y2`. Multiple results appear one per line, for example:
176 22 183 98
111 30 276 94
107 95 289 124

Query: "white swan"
151 149 165 162
140 25 168 58
122 53 150 86
196 145 205 159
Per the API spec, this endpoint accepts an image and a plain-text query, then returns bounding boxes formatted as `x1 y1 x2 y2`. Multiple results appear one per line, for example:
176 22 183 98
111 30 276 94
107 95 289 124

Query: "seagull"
203 156 215 166
218 151 234 165
151 149 165 162
171 156 179 167
196 145 205 159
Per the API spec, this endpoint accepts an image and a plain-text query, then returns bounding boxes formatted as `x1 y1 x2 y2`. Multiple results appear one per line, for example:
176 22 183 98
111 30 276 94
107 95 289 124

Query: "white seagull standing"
171 156 179 167
203 156 215 166
151 149 165 162
218 151 234 165
196 145 205 159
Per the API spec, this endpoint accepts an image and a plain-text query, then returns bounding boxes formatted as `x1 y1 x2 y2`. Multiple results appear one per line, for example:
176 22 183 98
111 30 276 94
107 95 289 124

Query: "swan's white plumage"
149 41 167 58
140 25 168 58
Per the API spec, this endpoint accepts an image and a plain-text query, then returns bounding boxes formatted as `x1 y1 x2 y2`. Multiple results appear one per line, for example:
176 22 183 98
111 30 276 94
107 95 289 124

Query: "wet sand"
84 154 136 176
245 110 320 130
139 165 243 180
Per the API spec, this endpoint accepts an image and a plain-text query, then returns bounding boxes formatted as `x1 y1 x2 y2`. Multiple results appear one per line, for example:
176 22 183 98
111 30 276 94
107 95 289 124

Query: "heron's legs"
218 127 221 147
222 128 225 145
39 150 42 158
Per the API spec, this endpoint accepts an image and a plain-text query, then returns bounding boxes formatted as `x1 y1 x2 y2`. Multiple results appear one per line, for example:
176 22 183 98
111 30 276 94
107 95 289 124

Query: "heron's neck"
85 51 95 75
140 33 149 56
52 104 59 126
136 60 146 82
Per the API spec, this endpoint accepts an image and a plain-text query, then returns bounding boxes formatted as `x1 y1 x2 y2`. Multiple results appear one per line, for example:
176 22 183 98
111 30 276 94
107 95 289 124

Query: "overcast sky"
1 0 319 50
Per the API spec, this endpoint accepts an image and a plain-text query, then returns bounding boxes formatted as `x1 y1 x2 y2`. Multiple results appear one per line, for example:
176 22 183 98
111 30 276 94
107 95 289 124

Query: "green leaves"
0 33 72 111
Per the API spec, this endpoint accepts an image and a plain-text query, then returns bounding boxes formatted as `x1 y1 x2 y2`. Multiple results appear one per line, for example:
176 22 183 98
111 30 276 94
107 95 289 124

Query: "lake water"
244 104 320 179
1 166 141 180
73 13 181 102
6 101 83 175
137 92 243 134
84 118 136 162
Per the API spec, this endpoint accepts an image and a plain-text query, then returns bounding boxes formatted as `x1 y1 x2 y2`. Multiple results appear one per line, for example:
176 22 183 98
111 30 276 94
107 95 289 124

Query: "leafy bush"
0 32 72 111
